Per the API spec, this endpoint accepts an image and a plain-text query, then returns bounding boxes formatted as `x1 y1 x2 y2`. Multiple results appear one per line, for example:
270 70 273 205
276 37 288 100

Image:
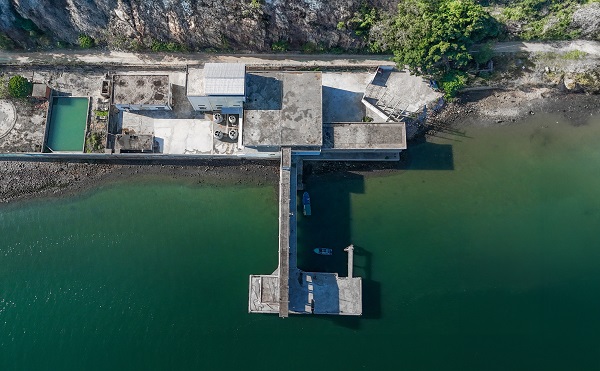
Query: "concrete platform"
249 275 280 314
289 270 362 315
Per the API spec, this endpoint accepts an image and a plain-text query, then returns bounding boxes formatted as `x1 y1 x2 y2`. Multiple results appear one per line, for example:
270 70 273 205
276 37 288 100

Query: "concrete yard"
122 112 213 154
322 72 372 123
364 67 443 120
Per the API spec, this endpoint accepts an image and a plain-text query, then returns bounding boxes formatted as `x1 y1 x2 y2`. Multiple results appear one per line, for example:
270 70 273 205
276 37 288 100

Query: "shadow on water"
405 138 455 171
297 169 381 328
297 140 456 327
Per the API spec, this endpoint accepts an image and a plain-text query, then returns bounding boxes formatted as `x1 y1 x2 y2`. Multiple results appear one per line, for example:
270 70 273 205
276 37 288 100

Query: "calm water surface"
2 113 600 370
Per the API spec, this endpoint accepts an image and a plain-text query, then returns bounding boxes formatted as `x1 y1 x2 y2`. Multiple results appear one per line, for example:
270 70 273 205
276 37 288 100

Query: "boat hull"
313 248 332 255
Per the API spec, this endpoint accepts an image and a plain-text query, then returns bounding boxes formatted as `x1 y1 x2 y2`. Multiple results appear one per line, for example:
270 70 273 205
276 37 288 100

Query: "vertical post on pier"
344 244 354 278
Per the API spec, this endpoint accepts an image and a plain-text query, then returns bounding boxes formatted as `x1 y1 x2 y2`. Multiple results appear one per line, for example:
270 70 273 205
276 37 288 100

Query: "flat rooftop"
186 67 204 96
113 75 170 106
364 68 443 117
322 122 407 150
186 63 245 96
114 134 154 153
243 72 322 148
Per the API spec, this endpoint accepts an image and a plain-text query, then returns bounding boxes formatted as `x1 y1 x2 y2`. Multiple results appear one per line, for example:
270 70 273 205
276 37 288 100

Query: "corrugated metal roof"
203 63 245 96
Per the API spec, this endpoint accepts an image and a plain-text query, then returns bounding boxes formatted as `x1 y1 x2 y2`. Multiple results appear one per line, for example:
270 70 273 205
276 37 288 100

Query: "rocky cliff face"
0 0 399 51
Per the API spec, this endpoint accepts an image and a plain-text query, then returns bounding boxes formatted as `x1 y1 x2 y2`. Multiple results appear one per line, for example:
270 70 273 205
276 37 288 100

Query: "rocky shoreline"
1 87 599 205
430 89 600 130
0 160 279 204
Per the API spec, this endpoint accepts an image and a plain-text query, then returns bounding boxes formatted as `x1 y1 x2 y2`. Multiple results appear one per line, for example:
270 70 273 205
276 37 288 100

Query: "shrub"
440 70 468 99
78 34 94 48
271 40 289 52
8 75 31 98
302 42 324 53
346 2 378 37
473 42 495 65
337 21 346 30
151 40 184 52
0 33 14 50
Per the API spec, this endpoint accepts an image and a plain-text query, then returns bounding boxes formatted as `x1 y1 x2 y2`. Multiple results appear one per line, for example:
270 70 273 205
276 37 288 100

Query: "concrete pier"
250 150 362 317
278 147 291 318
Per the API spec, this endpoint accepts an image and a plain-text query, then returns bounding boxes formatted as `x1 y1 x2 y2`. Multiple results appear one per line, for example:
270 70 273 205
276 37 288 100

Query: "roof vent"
213 113 223 124
228 129 238 140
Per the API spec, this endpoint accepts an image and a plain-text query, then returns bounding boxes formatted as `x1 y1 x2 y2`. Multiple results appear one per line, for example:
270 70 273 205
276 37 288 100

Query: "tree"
8 75 31 98
382 0 499 76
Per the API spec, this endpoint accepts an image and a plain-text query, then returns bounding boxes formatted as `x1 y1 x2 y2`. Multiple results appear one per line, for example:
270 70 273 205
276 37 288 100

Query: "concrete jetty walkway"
249 150 362 317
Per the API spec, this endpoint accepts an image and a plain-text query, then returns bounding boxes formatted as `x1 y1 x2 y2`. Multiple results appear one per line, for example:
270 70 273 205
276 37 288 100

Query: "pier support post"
344 244 354 278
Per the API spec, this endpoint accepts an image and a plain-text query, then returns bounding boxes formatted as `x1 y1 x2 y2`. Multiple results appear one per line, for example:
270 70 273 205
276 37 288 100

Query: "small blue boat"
314 248 332 256
303 192 311 216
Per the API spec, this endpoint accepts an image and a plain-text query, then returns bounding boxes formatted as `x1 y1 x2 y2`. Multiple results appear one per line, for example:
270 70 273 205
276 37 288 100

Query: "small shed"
31 83 51 100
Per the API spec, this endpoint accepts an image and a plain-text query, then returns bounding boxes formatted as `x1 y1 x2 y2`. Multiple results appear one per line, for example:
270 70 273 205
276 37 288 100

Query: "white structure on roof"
186 63 246 113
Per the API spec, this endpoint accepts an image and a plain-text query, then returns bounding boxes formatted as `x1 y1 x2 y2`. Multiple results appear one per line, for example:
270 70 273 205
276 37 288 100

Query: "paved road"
1 40 598 67
0 49 396 67
485 40 600 56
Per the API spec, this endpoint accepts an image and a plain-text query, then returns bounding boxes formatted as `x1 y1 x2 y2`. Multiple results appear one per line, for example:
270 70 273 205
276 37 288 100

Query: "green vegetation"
346 2 379 37
78 34 94 48
382 0 499 76
499 0 586 40
0 33 14 50
8 75 31 98
151 40 185 52
538 50 588 60
440 70 468 99
85 132 104 152
302 42 325 53
473 42 495 66
562 49 588 59
250 0 263 9
271 40 289 52
362 116 374 122
93 110 109 117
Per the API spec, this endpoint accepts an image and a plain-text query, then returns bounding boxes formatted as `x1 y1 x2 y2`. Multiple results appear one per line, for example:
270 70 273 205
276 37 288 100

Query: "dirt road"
1 40 599 67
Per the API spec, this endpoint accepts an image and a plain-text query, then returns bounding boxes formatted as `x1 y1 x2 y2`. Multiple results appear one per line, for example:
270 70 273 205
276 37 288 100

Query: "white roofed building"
186 63 246 113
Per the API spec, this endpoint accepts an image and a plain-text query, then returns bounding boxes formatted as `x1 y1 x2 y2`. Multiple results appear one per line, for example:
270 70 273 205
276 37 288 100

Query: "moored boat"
313 248 332 255
303 192 311 216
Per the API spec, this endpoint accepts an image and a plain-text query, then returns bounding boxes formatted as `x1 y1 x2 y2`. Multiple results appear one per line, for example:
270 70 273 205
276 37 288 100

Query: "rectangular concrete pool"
45 97 89 152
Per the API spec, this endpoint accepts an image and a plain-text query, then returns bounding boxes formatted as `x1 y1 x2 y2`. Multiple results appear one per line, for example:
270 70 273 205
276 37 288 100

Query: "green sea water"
2 113 600 370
